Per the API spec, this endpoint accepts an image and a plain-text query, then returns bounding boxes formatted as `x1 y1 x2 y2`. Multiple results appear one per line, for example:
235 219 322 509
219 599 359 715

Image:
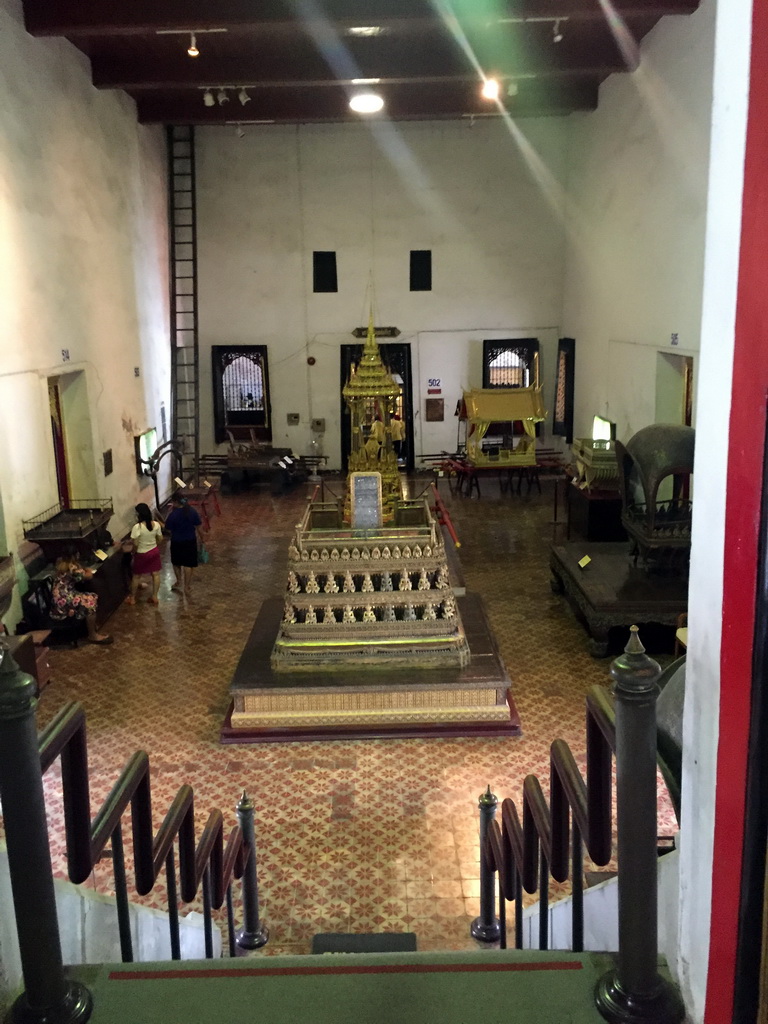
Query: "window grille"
482 339 539 389
212 346 271 445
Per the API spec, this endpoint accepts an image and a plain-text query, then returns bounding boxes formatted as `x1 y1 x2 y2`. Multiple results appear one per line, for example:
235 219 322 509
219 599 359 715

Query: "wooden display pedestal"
222 594 520 743
550 542 687 657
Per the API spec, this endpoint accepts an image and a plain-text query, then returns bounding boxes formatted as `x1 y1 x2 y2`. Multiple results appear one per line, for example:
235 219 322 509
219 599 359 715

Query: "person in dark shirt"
164 496 203 598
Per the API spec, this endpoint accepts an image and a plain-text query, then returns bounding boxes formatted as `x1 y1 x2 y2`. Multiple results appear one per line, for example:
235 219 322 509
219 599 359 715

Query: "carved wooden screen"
553 338 576 443
212 345 272 445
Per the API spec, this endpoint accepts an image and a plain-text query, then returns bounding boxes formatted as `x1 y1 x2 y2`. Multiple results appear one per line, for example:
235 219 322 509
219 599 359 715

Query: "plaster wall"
0 0 171 624
196 119 568 466
678 0 752 1018
561 2 716 441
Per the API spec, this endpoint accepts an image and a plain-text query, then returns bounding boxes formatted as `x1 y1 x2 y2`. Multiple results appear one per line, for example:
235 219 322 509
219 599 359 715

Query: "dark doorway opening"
340 343 414 474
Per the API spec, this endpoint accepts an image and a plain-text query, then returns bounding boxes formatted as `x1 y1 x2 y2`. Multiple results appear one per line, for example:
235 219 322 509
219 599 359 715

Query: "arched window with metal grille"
482 339 539 389
212 345 272 445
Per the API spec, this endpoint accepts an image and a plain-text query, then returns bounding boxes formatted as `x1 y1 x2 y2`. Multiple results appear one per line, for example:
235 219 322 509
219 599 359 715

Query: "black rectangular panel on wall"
410 250 432 291
313 251 338 292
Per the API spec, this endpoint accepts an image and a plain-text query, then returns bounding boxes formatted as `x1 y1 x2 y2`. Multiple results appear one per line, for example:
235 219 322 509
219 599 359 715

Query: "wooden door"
48 380 70 508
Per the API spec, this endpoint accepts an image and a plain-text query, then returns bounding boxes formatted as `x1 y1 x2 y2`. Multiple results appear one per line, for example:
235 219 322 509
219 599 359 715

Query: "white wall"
561 3 716 442
678 0 752 1018
196 118 569 465
0 844 219 1009
0 0 171 625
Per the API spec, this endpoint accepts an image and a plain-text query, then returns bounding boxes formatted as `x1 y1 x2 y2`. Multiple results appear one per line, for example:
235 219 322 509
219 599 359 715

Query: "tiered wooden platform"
221 593 519 743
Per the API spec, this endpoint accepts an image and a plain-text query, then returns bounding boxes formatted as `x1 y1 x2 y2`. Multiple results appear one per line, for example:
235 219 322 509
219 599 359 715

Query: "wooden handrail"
483 679 679 954
431 483 460 548
37 700 247 911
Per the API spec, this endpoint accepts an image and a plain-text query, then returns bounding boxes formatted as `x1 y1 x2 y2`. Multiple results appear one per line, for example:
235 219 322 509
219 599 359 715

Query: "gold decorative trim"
231 703 511 728
242 687 498 713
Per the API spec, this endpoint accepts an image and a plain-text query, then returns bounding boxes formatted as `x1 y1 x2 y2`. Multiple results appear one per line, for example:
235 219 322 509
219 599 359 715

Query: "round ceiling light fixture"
349 91 384 114
481 77 500 101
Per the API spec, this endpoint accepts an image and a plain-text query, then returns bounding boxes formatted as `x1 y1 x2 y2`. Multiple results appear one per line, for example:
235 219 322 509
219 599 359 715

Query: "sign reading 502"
427 378 441 388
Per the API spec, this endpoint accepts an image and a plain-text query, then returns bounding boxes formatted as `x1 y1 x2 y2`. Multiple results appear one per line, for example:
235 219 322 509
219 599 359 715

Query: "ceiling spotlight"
507 82 519 97
481 78 500 101
347 26 385 37
217 88 229 105
238 88 251 106
203 90 215 107
235 126 245 139
349 91 384 114
552 20 564 43
187 33 199 57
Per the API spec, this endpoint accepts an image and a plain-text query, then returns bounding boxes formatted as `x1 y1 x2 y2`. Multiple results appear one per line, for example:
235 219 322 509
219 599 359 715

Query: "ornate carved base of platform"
223 593 519 742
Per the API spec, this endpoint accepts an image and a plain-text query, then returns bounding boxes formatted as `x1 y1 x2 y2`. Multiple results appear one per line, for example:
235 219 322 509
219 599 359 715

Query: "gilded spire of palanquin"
342 312 400 402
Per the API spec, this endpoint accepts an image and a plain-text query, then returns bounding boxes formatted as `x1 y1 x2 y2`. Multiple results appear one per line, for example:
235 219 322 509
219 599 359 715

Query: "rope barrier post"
235 790 269 950
595 627 684 1024
0 644 92 1023
471 786 500 943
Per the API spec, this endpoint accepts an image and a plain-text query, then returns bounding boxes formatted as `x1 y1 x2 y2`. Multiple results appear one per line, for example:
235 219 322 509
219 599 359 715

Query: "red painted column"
705 2 768 1020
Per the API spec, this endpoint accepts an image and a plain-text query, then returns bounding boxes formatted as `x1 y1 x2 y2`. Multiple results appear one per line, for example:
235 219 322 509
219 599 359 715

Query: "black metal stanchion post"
235 790 269 950
471 786 501 943
0 644 92 1024
595 627 684 1023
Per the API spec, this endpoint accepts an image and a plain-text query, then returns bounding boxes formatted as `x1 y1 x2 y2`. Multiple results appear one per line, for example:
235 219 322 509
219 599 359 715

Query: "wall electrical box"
311 418 326 433
287 413 300 425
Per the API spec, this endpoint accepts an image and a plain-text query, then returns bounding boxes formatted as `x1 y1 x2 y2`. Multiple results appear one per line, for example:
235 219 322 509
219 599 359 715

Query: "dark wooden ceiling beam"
133 78 600 124
24 0 699 37
90 32 634 90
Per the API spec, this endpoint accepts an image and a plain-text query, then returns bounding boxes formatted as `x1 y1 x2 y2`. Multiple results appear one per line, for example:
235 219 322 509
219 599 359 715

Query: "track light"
217 88 229 105
203 90 215 107
187 33 199 57
238 88 251 106
481 78 500 101
552 20 564 43
349 91 384 114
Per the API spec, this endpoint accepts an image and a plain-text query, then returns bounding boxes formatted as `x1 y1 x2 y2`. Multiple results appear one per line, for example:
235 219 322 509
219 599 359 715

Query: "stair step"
69 951 622 1024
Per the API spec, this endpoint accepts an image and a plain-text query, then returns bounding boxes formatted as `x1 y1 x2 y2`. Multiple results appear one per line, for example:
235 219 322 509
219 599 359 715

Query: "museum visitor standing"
164 495 203 598
126 503 164 605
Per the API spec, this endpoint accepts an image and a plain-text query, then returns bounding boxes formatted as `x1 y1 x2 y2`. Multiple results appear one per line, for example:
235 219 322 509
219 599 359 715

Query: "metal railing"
474 628 684 1024
0 644 267 1024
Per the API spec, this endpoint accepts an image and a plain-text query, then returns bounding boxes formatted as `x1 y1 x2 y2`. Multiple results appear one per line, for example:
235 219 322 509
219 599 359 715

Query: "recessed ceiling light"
481 78 500 101
347 26 386 37
349 91 385 114
352 78 381 85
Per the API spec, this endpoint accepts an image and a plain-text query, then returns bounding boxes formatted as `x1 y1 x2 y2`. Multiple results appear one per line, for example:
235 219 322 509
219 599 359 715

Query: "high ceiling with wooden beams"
23 1 700 124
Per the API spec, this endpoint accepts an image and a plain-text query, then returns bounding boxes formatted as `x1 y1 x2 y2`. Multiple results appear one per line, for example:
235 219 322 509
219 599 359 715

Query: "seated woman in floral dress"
50 557 113 644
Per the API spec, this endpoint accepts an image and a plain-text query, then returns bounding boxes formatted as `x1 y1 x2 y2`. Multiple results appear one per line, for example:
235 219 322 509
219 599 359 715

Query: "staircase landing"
71 950 616 1023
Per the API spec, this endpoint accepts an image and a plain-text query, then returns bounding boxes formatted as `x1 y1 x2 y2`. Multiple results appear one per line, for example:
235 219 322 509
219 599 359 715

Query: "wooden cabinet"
5 631 52 695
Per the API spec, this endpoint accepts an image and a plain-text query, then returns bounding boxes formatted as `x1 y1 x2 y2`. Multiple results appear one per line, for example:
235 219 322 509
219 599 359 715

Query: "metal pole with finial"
235 790 269 950
595 626 684 1024
0 642 92 1023
471 786 500 942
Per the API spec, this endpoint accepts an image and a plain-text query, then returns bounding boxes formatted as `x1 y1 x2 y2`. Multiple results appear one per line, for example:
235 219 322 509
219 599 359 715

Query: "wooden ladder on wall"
168 125 200 484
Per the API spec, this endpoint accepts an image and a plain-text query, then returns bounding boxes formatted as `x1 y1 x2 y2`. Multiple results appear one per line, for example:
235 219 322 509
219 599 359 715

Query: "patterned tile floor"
21 476 677 955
